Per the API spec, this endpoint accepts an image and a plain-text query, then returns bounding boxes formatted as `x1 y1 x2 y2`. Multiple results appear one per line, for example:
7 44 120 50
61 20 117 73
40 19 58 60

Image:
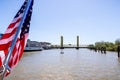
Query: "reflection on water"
5 49 120 80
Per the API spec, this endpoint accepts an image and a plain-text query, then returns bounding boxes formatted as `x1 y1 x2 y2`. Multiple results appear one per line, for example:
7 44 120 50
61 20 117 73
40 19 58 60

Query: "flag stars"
26 0 28 2
21 8 24 11
25 29 28 32
30 9 32 12
19 0 33 39
27 25 30 27
18 12 21 15
28 14 31 17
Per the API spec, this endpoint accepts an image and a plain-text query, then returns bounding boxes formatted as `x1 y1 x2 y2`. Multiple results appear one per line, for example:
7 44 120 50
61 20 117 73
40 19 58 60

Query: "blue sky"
0 0 120 45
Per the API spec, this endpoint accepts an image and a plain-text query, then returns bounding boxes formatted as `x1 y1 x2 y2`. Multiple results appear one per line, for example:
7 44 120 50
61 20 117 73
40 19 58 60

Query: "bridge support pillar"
60 36 64 49
76 36 79 49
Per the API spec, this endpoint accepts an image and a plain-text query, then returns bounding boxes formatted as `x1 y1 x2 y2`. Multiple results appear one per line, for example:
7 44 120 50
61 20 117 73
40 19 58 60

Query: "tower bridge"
54 36 89 49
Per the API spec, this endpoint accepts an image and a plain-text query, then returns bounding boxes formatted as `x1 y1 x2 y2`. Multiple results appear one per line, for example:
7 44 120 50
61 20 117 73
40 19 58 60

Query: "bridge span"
53 44 89 49
58 36 89 49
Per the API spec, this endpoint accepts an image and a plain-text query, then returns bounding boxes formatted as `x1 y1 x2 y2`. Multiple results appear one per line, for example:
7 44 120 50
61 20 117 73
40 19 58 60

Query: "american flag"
0 0 33 76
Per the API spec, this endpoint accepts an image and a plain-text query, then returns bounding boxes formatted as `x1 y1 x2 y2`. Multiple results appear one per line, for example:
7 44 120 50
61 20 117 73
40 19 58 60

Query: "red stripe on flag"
1 28 17 39
8 18 21 28
0 41 12 50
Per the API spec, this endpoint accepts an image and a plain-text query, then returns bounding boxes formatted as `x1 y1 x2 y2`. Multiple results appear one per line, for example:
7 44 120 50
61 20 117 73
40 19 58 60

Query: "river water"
5 49 120 80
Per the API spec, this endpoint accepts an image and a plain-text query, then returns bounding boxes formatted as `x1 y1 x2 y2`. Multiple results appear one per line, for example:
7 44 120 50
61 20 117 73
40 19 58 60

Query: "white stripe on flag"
24 33 29 47
5 22 20 34
0 51 5 63
0 34 15 45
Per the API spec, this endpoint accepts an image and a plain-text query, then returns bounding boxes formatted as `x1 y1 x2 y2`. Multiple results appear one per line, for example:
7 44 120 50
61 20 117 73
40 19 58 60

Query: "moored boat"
24 47 43 52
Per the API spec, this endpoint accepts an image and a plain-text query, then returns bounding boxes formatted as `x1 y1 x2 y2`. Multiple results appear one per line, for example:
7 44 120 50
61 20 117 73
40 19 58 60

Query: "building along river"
5 49 120 80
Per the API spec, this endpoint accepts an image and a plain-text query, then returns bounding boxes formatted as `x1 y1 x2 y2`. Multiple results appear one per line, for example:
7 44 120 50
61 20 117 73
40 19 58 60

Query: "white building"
26 39 52 49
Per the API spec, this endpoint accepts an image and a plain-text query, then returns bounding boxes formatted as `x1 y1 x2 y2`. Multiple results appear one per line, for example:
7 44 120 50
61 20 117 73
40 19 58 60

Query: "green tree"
88 44 95 50
94 41 115 51
115 39 120 46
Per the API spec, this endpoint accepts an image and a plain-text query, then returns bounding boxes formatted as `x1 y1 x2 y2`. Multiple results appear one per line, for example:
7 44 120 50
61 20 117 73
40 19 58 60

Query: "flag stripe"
5 23 20 34
0 51 5 63
5 27 17 34
0 34 15 45
8 18 22 29
0 42 11 51
2 29 17 39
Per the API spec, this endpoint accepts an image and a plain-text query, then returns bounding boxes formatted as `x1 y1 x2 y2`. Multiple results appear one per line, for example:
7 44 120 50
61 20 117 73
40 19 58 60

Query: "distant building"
26 39 40 47
26 39 52 49
39 42 51 48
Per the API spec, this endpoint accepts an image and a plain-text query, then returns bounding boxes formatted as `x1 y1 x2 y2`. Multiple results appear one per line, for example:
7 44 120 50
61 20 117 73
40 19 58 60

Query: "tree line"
88 39 120 51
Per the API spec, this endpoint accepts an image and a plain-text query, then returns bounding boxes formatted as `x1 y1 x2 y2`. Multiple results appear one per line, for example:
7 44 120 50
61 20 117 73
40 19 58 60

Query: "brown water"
5 49 120 80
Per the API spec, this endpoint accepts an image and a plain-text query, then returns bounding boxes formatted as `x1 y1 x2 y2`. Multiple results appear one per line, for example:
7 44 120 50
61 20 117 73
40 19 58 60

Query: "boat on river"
24 47 43 52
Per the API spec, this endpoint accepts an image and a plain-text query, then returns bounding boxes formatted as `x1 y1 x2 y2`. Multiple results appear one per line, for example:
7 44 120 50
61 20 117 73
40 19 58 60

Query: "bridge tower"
60 36 64 49
76 36 79 49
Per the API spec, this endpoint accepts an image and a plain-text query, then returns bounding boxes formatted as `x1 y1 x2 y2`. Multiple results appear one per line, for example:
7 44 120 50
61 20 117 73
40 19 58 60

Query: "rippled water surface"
5 49 120 80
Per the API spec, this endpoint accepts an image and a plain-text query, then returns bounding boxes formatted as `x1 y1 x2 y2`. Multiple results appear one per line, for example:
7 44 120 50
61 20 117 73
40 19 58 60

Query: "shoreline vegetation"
88 39 120 52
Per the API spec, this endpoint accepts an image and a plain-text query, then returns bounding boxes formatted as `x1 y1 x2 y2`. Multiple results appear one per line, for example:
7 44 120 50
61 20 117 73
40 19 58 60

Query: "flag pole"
0 0 33 79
